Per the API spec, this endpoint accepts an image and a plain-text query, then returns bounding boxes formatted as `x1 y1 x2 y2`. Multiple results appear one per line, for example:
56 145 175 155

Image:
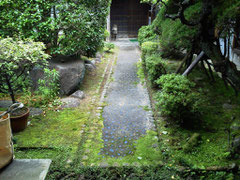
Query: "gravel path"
101 40 154 157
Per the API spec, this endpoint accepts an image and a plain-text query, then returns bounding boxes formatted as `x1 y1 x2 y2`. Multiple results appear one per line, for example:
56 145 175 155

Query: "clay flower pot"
10 107 30 133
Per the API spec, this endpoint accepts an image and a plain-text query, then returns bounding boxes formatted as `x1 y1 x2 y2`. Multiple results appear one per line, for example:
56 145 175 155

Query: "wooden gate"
110 0 150 38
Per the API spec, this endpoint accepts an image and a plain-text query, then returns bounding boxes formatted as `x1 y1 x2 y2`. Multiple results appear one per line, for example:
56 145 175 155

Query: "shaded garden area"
1 0 240 179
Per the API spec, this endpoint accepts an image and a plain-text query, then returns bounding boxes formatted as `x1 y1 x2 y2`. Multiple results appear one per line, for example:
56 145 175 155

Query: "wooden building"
109 0 151 38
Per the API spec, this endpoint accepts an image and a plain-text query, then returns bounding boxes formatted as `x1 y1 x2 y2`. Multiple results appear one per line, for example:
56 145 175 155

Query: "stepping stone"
29 108 43 117
0 159 51 180
60 97 80 108
70 90 85 99
99 162 109 168
0 100 12 109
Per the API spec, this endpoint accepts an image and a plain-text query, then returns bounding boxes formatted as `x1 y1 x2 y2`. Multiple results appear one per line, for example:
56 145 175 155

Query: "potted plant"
0 38 49 132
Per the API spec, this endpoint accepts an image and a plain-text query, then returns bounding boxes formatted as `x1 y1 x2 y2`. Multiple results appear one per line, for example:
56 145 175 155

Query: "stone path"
100 40 154 157
0 159 51 180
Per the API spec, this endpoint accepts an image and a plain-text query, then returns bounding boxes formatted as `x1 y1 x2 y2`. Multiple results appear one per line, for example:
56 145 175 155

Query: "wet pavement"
101 40 154 157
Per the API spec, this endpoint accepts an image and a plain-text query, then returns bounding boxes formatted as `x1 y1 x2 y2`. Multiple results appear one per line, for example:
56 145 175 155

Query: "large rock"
30 58 85 96
50 59 85 95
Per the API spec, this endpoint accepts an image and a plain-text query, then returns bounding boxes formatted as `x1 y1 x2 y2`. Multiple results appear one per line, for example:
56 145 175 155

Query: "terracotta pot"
10 107 30 133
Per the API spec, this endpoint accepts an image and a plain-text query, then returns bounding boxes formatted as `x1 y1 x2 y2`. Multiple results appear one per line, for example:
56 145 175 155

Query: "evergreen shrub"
138 25 157 46
145 54 166 86
155 74 203 122
141 41 159 63
0 0 111 57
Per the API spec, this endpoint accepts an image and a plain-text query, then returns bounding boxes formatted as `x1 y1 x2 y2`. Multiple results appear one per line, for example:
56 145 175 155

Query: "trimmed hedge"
141 41 159 63
155 74 203 122
145 54 166 86
138 25 157 46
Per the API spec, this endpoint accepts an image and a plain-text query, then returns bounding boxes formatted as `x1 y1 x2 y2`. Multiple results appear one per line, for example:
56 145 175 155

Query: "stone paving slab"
0 159 51 180
101 40 154 157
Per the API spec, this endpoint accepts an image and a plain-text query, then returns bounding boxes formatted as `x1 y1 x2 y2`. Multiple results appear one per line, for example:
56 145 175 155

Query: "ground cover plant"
138 57 240 179
12 47 124 179
137 1 240 175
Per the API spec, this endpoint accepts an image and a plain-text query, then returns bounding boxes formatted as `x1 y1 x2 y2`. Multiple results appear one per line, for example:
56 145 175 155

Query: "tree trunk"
199 0 240 91
200 41 240 91
5 75 16 104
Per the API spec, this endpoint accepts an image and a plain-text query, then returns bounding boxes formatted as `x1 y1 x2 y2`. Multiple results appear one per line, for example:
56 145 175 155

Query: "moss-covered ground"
140 58 240 179
2 46 240 179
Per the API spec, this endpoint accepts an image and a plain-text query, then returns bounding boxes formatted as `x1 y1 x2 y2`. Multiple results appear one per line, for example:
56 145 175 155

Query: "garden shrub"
141 41 159 63
0 0 111 57
145 54 166 86
138 25 157 46
37 68 60 104
151 1 200 58
104 42 115 52
0 37 49 103
155 74 203 123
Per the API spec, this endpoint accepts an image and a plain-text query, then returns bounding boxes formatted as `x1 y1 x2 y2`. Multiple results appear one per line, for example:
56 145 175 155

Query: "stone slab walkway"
101 40 154 157
0 159 51 180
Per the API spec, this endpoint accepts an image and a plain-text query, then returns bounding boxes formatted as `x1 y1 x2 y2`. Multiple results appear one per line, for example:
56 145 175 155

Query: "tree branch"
164 0 199 26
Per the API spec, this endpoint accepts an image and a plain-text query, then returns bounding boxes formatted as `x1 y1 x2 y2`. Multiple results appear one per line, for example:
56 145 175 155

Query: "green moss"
14 109 89 152
81 129 162 166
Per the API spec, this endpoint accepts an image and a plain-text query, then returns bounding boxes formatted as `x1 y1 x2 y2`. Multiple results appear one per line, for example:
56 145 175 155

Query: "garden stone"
85 64 96 71
99 162 108 168
0 100 12 109
30 67 45 91
232 136 240 149
96 52 102 59
0 159 51 180
30 58 85 96
91 60 96 65
231 121 240 131
50 59 85 95
95 57 102 63
60 97 80 108
70 90 85 99
82 156 89 160
223 103 234 110
29 108 43 117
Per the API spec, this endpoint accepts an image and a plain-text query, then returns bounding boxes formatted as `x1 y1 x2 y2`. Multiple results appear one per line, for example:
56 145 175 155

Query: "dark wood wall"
110 0 150 38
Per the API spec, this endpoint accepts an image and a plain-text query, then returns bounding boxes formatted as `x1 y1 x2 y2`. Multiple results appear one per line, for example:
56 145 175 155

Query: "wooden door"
111 0 150 38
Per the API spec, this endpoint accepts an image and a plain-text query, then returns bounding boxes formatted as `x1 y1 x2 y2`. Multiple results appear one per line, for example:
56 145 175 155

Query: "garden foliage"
145 54 166 86
141 41 159 63
38 68 60 104
138 25 157 46
104 42 115 52
0 0 111 57
0 38 49 103
155 74 203 122
151 1 200 58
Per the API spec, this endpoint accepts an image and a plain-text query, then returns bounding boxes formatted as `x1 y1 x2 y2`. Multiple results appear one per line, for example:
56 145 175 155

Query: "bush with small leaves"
145 54 166 86
37 68 60 105
155 74 203 123
138 25 157 46
141 41 159 64
0 0 111 57
104 42 115 52
0 38 49 103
